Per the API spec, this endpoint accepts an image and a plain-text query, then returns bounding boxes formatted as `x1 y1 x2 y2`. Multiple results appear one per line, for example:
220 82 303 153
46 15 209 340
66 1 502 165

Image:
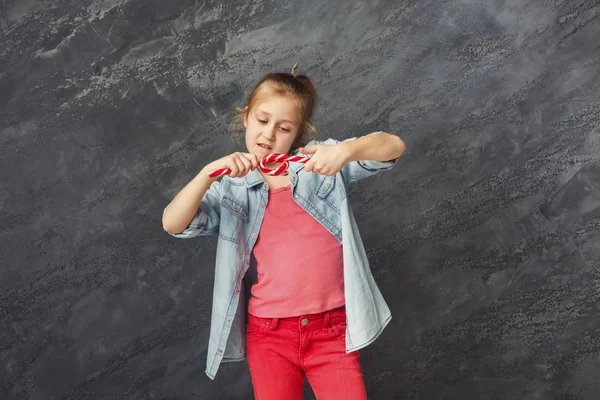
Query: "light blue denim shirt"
163 132 399 379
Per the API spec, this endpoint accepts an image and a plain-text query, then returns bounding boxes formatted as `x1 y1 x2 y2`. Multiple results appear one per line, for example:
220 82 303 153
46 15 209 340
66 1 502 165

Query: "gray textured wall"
2 0 600 399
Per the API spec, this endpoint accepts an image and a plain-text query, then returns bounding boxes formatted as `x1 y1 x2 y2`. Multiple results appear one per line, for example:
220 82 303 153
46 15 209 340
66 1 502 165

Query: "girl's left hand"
298 144 349 176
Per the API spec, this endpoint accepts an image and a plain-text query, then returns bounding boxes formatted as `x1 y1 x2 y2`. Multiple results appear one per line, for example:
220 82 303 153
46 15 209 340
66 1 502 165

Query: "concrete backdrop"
1 0 599 399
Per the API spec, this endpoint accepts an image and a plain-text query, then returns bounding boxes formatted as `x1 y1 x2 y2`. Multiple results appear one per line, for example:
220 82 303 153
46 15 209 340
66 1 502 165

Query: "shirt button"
317 215 322 220
251 233 256 238
325 183 331 188
235 287 240 293
233 207 239 212
301 318 309 326
260 203 265 208
218 348 223 353
226 317 231 322
294 195 299 199
245 258 250 264
338 235 343 240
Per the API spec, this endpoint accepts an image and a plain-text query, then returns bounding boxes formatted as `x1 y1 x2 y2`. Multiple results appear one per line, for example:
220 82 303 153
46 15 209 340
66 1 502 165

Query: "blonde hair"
232 71 318 154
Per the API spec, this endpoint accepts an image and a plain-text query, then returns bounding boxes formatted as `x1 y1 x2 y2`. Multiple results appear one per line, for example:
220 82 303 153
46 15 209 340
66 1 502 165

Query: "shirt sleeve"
305 132 399 185
162 179 222 238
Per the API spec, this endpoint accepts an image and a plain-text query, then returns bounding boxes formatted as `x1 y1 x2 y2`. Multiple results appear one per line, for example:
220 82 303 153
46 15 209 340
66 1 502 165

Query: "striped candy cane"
207 153 310 178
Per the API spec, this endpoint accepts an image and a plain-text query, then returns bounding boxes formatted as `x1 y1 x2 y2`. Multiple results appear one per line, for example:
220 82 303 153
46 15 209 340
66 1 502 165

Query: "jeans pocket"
328 319 347 339
246 323 268 341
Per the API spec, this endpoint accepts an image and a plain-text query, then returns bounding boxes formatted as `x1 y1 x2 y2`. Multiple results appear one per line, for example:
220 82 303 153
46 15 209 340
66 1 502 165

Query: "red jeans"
246 306 367 400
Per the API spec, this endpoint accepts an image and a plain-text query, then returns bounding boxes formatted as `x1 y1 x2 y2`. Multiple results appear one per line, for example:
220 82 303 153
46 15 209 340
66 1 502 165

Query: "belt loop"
322 312 330 329
269 317 279 330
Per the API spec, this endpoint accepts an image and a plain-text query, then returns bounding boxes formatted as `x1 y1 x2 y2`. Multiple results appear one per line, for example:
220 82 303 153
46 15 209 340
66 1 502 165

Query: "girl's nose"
263 124 277 139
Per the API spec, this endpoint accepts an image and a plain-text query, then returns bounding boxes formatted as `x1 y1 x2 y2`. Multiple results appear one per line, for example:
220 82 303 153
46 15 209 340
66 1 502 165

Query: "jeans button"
301 318 309 326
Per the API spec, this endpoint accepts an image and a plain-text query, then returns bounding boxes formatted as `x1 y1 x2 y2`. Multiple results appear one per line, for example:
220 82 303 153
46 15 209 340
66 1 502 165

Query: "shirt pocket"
315 175 341 214
219 195 248 243
316 175 335 197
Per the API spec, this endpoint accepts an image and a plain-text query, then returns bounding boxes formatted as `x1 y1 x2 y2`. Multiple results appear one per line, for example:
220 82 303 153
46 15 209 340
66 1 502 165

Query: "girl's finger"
229 154 242 177
242 153 259 170
235 153 251 176
233 155 246 177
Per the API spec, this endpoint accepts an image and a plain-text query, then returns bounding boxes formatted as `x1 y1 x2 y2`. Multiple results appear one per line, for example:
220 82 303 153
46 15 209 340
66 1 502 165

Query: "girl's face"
243 94 301 156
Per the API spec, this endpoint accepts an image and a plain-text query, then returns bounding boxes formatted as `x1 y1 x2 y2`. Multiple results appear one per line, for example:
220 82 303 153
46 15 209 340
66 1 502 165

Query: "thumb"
299 146 318 154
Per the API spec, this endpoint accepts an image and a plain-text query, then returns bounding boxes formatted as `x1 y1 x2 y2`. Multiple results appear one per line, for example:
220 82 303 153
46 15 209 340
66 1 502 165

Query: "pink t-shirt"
248 184 345 318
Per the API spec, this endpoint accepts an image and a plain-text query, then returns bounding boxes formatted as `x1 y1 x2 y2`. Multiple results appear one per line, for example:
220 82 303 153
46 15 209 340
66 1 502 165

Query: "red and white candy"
208 153 310 178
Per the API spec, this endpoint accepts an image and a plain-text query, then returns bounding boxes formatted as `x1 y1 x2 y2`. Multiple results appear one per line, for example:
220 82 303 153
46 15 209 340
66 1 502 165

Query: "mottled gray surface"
1 0 600 398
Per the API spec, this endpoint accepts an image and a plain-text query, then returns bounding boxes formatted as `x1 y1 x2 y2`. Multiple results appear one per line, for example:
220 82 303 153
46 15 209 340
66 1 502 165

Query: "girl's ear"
243 106 249 128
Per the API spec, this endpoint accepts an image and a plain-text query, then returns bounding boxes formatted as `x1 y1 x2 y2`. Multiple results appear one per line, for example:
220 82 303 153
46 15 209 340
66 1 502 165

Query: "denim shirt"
163 132 398 379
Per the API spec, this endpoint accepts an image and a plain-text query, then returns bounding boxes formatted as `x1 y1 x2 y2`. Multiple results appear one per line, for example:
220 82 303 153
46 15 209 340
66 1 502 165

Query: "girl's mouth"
258 143 271 150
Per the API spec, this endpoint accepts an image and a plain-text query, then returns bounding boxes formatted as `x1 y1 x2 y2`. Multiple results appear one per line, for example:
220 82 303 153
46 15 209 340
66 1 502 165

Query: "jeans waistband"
247 305 346 331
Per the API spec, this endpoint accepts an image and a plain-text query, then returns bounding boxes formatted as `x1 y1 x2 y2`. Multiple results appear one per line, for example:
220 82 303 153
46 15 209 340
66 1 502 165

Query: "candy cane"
207 153 310 178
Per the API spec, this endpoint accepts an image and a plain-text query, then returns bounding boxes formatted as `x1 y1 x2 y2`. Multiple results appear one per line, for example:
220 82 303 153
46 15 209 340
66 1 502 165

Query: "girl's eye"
258 118 290 132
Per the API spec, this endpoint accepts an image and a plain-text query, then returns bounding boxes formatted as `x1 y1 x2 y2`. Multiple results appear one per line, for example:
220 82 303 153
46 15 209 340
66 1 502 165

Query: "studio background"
1 0 599 399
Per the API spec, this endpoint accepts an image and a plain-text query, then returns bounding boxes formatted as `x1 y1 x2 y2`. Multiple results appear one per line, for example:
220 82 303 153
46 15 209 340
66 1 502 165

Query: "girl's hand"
298 144 349 176
203 152 260 178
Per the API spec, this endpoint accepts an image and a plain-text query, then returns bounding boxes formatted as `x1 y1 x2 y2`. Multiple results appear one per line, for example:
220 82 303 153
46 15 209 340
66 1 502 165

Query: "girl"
162 65 406 399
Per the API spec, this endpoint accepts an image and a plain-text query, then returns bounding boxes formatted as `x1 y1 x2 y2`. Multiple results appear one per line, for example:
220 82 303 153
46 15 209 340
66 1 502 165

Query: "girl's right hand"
203 152 260 179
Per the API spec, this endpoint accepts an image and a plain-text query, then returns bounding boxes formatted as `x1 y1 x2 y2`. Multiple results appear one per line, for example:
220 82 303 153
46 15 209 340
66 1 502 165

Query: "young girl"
162 65 406 399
